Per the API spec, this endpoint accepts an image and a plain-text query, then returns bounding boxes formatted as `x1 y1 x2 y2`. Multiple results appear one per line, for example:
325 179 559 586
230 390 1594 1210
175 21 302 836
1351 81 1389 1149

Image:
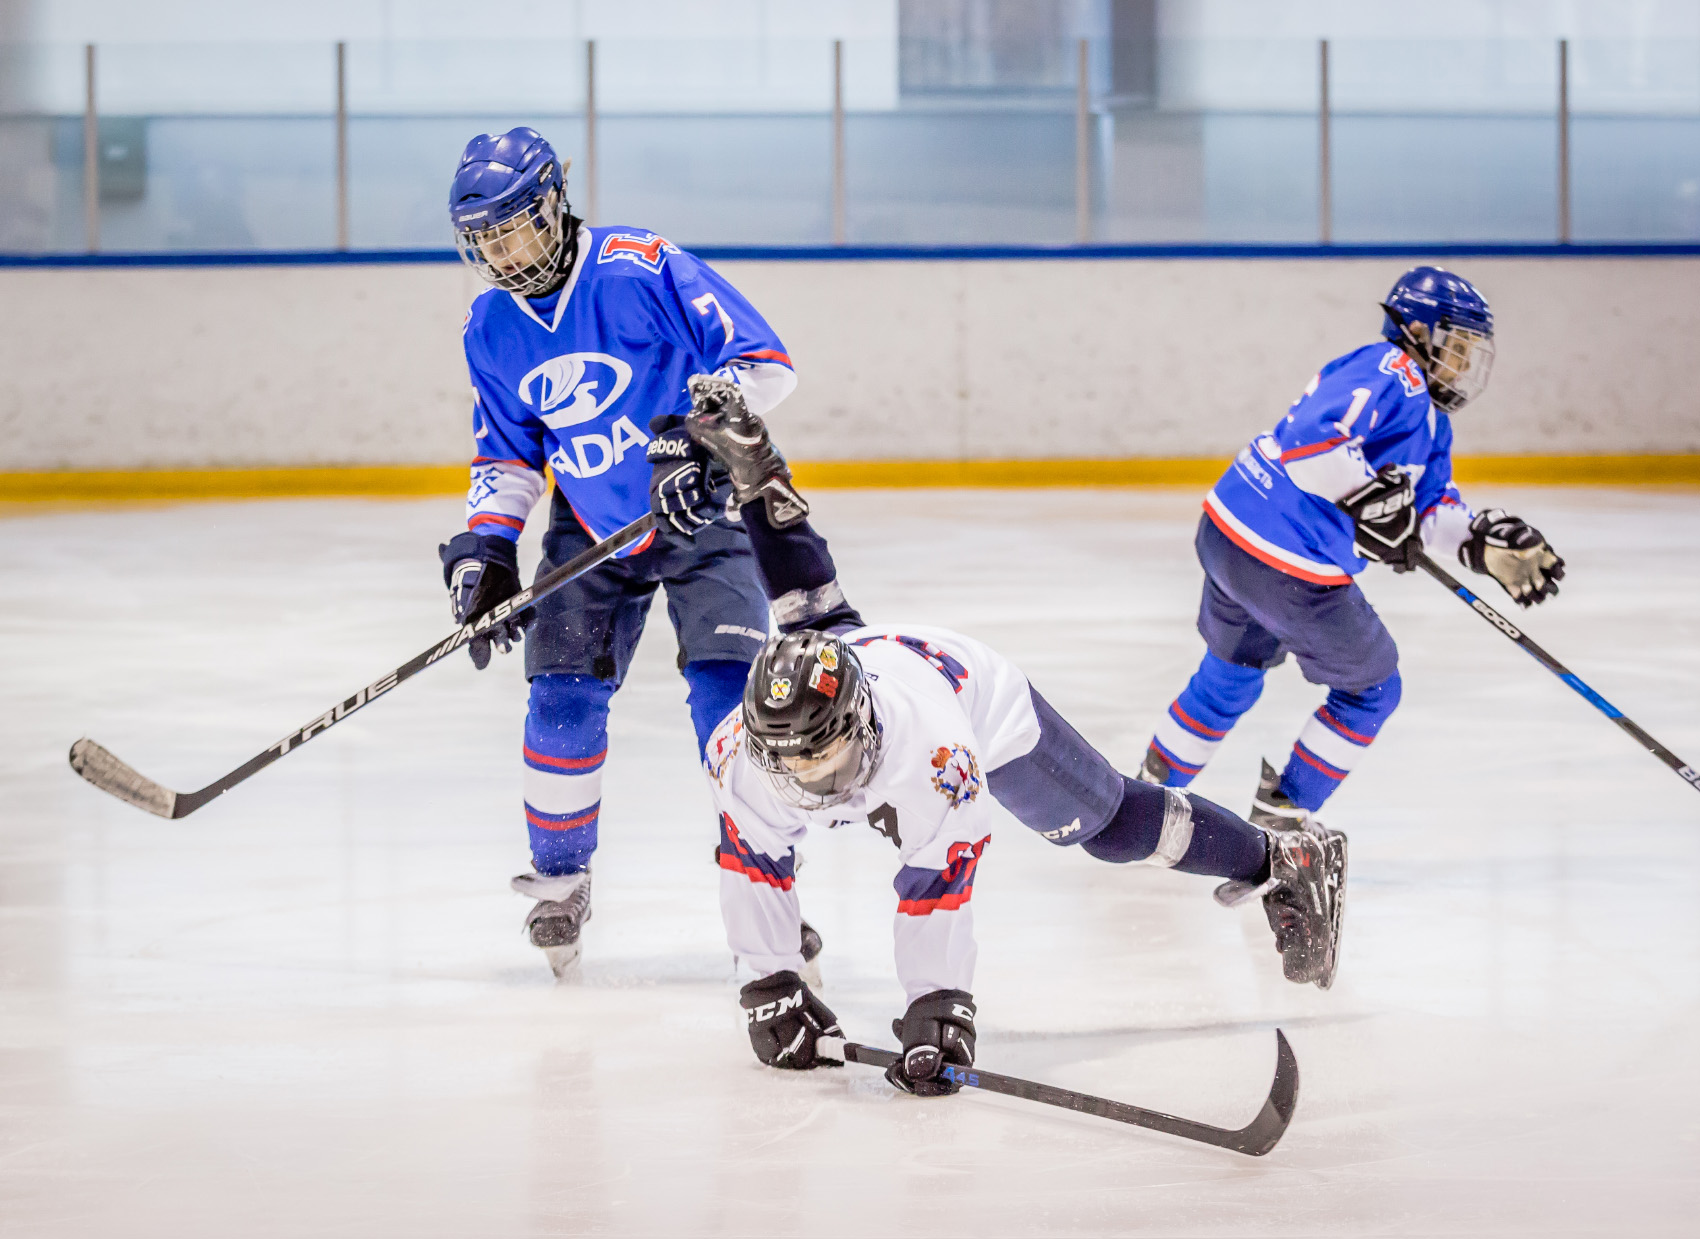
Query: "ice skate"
511 869 592 978
1215 823 1347 989
1247 758 1309 832
1135 742 1172 786
799 919 824 990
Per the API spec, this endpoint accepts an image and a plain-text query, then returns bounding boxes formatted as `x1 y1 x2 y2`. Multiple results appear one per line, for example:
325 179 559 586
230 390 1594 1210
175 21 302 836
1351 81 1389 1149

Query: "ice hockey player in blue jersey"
438 127 805 975
1139 267 1567 829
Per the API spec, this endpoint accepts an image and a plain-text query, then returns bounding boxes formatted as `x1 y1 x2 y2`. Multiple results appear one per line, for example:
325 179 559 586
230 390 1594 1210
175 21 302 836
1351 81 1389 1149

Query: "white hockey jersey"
703 624 1041 1003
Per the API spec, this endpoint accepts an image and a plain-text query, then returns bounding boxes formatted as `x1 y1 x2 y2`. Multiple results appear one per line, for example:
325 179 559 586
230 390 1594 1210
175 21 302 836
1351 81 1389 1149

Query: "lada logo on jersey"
517 352 634 429
598 231 679 273
929 744 982 809
1379 347 1427 398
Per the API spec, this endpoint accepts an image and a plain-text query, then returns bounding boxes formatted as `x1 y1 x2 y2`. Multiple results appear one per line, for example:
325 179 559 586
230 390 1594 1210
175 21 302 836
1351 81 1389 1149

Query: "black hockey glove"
438 531 529 670
739 970 844 1071
1338 464 1422 572
646 413 725 536
685 373 810 529
1460 508 1565 607
886 989 976 1097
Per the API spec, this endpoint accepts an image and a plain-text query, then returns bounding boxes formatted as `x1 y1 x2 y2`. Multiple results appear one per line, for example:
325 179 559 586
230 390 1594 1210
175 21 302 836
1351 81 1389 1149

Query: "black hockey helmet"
743 630 879 808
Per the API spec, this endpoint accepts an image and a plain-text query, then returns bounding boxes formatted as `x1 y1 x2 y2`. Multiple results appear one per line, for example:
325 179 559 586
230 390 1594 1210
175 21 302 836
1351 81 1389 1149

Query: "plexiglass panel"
0 33 1696 254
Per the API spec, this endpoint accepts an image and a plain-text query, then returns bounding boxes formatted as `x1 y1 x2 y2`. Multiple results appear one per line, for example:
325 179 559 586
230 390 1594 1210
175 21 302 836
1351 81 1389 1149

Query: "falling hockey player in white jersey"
648 378 1349 1096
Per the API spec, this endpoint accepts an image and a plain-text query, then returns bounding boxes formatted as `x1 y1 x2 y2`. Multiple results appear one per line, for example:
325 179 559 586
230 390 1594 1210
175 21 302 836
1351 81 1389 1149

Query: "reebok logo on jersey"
518 352 634 429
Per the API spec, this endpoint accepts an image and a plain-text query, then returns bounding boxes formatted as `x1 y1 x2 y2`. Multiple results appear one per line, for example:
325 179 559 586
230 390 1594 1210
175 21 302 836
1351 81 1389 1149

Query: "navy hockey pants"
519 489 770 875
988 684 1266 882
1146 515 1402 812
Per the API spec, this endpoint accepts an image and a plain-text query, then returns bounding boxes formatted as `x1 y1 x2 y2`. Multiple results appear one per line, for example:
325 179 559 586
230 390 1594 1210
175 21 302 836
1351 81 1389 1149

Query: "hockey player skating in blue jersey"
1140 267 1567 829
439 127 807 975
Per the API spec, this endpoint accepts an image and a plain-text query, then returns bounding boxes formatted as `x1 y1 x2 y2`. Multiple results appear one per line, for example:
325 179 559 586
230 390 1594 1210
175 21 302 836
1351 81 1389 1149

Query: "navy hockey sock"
681 659 750 754
1280 671 1402 811
1082 777 1267 881
524 674 615 875
740 503 865 632
1148 652 1266 786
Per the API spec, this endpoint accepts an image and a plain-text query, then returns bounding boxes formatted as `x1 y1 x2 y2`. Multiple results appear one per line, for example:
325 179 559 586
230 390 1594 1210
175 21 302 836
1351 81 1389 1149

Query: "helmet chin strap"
1380 303 1435 373
531 212 584 299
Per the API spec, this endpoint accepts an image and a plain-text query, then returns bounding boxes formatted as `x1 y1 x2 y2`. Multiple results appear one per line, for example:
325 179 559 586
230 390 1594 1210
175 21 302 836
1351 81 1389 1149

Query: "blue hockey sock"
1280 671 1402 812
681 659 751 756
1148 652 1266 786
523 674 616 876
1082 777 1268 881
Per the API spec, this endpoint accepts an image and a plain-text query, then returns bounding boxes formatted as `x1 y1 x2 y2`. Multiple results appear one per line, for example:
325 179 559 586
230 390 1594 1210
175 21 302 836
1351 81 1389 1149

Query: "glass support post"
832 39 845 246
1075 37 1090 244
1318 38 1332 245
335 41 348 251
83 43 98 252
1557 38 1571 243
584 40 598 226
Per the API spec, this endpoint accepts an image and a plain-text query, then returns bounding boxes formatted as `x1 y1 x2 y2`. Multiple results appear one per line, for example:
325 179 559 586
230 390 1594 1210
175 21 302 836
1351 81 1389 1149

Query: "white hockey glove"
1460 509 1565 607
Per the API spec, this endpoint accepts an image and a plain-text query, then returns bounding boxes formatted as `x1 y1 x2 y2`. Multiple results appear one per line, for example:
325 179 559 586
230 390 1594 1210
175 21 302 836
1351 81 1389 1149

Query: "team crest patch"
818 644 840 671
1379 346 1427 398
707 717 743 787
767 677 793 703
929 744 982 809
597 230 679 273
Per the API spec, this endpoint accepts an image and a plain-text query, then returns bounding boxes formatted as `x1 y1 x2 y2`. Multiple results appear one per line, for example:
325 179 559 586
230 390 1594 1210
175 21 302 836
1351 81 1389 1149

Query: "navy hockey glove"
1461 509 1565 607
438 531 528 670
739 970 844 1070
647 413 724 536
1338 464 1422 572
886 989 976 1097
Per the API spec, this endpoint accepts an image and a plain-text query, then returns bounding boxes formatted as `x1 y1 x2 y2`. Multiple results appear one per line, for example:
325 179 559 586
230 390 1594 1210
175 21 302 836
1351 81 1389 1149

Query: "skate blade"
1313 832 1349 990
542 942 583 980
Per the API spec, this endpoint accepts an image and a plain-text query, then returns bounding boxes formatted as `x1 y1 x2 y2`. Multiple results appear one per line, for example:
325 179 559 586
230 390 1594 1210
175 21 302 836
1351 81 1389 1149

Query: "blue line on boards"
2 242 1699 269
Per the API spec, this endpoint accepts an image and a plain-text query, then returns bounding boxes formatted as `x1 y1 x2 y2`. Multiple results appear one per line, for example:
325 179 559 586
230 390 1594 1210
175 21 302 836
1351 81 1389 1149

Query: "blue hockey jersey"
1204 342 1474 584
461 224 796 552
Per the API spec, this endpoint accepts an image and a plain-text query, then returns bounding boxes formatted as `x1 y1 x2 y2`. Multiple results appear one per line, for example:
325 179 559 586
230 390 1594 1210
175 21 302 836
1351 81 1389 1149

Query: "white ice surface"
3 488 1699 1237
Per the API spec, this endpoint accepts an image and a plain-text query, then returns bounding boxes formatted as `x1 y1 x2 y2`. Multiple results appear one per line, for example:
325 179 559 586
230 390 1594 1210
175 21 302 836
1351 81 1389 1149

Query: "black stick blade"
1233 1028 1300 1156
68 738 178 818
839 1028 1299 1157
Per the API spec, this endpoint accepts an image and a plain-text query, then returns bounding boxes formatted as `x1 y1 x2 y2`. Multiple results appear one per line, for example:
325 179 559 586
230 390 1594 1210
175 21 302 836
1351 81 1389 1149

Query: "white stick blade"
68 738 177 818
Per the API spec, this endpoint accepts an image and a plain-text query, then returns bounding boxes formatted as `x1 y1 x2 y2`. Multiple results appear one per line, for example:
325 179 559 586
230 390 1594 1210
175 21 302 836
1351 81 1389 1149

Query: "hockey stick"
1419 553 1700 794
68 513 658 819
830 1029 1298 1157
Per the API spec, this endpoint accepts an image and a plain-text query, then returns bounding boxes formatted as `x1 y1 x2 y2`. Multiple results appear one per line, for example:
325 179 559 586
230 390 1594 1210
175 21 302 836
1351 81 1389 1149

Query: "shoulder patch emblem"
1379 347 1427 398
929 744 982 809
597 230 679 273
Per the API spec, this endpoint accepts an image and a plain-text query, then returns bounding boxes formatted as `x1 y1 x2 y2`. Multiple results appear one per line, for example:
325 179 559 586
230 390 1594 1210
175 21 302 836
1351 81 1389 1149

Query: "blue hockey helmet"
1379 266 1496 412
449 127 573 296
